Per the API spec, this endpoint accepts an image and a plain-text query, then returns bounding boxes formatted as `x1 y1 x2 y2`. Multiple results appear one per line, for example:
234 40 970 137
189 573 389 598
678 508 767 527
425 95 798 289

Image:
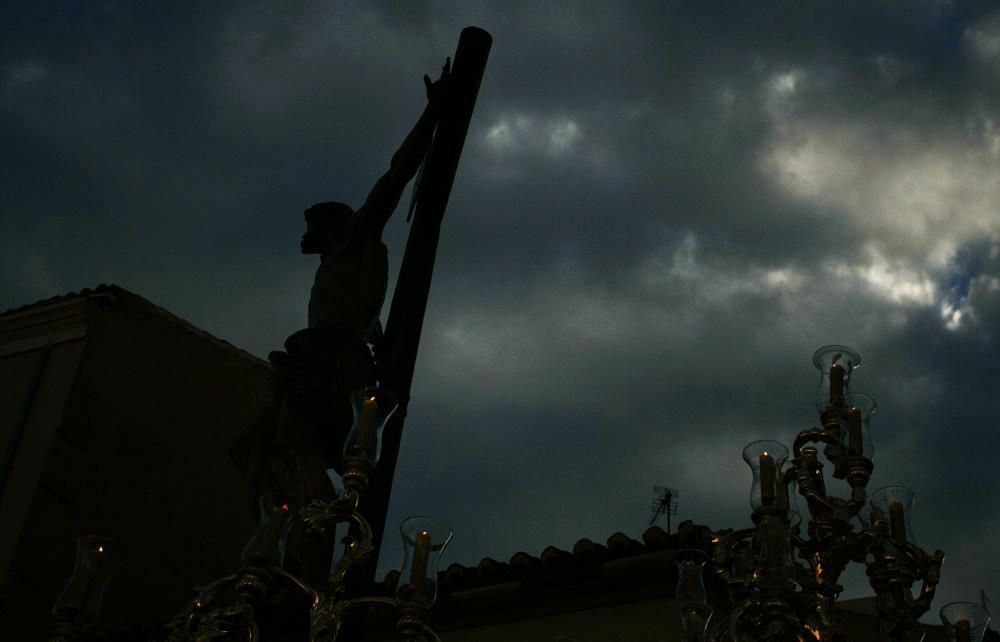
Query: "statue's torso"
308 236 388 341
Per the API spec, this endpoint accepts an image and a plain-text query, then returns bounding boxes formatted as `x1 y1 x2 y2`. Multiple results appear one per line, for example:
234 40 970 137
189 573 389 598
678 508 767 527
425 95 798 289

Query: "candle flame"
97 545 104 553
281 503 289 511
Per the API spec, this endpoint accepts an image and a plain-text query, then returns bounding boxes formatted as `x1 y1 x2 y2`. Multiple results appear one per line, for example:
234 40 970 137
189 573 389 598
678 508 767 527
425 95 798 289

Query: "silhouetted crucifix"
232 27 491 591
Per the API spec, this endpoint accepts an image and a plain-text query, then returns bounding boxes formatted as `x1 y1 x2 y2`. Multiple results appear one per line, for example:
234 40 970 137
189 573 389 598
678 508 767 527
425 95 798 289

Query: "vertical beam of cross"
352 26 492 594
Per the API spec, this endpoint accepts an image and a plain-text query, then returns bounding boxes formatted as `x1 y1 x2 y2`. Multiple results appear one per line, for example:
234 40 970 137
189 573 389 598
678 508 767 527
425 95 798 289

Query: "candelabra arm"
711 528 755 585
246 611 260 642
194 574 240 594
728 598 752 642
418 622 443 642
792 428 837 458
910 547 945 616
798 478 837 515
162 573 240 641
309 595 347 642
273 567 321 608
341 595 400 613
329 508 377 587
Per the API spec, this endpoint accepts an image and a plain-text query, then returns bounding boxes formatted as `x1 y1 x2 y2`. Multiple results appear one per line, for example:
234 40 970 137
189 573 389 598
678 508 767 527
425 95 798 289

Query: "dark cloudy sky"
4 0 1000 622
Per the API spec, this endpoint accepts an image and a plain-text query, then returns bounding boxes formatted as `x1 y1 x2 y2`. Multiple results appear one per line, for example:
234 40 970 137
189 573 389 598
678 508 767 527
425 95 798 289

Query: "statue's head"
301 202 354 254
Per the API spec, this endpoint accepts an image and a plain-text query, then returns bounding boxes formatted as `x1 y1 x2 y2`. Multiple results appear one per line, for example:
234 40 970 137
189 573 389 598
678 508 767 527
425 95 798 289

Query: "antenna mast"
649 486 678 533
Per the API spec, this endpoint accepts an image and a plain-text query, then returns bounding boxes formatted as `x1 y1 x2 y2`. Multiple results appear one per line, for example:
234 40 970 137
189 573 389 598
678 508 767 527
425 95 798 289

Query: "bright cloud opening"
482 111 584 159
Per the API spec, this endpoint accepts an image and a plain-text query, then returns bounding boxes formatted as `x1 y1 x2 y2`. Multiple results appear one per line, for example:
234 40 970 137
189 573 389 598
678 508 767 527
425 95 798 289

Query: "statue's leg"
230 395 285 521
275 400 339 585
275 399 336 503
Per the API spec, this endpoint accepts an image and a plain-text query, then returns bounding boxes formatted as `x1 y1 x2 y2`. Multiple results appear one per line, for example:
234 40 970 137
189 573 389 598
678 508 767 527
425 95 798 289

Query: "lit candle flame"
97 545 104 553
281 503 289 511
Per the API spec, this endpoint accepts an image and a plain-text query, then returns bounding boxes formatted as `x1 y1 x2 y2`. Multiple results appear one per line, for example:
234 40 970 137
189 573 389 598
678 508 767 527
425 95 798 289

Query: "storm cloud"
4 0 1000 617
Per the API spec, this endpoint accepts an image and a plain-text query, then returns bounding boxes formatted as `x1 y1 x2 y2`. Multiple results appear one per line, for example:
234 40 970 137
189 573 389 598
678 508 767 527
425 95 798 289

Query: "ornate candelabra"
46 349 991 642
48 386 453 642
701 345 953 642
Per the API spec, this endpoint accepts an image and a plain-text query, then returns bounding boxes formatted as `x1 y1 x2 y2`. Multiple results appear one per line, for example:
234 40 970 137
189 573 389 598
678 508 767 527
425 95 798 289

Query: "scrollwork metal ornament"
707 346 947 642
157 386 447 642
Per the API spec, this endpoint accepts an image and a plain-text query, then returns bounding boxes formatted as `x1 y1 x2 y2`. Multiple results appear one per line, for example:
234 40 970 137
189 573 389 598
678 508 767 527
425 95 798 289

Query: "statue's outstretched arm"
357 59 451 236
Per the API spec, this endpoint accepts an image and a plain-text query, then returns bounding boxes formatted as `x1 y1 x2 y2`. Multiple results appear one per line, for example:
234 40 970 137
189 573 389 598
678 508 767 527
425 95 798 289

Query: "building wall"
0 287 277 639
366 596 949 642
358 546 950 642
437 596 683 642
0 296 90 591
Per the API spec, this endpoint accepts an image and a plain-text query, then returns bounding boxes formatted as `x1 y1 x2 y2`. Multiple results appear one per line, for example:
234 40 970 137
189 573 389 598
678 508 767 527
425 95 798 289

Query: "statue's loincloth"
269 326 376 468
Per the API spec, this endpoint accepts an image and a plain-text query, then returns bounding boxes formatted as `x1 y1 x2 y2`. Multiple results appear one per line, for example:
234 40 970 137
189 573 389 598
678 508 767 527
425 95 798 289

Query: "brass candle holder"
711 345 951 642
50 386 452 642
159 386 451 642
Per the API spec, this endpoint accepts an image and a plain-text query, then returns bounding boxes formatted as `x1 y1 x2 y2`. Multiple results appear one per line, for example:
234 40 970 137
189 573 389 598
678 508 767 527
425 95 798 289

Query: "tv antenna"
649 486 678 533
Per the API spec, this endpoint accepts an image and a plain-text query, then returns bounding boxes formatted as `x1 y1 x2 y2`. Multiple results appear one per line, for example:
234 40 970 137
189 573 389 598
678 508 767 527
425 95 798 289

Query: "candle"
357 392 378 453
847 407 863 456
889 501 906 545
759 451 777 506
764 520 786 577
955 619 972 642
409 530 431 588
829 363 845 406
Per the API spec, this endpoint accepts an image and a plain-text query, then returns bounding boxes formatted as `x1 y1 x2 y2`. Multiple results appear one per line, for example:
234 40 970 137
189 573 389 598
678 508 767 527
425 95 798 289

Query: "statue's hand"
424 57 451 106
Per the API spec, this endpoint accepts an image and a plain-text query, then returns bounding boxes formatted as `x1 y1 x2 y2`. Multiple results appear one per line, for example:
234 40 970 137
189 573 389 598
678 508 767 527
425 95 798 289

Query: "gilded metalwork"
707 346 945 642
162 419 441 642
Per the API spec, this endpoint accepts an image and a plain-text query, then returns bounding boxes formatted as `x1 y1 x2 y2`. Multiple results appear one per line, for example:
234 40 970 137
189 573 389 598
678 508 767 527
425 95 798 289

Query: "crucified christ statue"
232 59 451 507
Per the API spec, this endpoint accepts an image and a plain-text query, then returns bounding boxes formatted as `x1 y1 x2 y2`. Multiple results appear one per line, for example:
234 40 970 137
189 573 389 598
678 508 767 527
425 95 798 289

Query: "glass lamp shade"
343 386 398 463
675 548 709 604
396 516 453 606
940 602 991 642
843 393 877 459
729 539 755 586
742 440 789 510
675 549 712 641
241 493 296 568
786 478 806 519
812 345 862 411
870 486 917 546
51 536 126 627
